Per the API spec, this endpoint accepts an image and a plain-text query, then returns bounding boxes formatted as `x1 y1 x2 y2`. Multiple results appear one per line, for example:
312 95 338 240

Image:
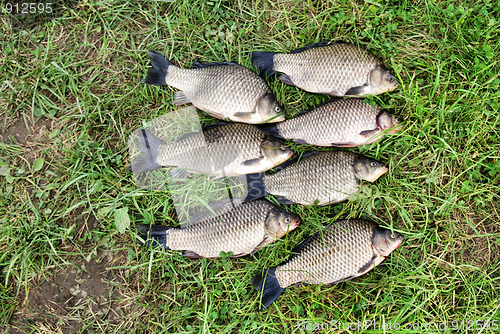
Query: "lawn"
1 0 499 333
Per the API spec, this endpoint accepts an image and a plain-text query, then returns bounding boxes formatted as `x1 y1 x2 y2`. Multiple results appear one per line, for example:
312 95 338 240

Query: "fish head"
256 93 286 123
368 65 399 95
353 155 388 183
377 111 402 134
261 138 294 166
264 208 300 239
371 227 404 257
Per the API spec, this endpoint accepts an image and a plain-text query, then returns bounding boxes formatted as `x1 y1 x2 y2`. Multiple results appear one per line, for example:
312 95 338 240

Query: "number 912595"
4 2 53 15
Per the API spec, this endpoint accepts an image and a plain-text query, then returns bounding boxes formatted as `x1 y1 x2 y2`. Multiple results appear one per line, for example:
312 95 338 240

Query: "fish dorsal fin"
273 151 318 172
175 130 203 142
191 61 241 68
294 98 342 117
201 121 230 131
289 221 342 253
174 122 229 142
280 230 320 265
187 198 244 226
290 41 338 54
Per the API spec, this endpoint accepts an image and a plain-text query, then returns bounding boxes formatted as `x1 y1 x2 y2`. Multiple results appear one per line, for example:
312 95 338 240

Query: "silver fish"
251 42 398 96
259 99 401 147
244 151 388 206
137 199 300 258
144 51 285 124
252 219 404 308
130 122 294 178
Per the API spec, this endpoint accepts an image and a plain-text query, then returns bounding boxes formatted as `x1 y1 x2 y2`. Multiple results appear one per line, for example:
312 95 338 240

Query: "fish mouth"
388 123 402 134
367 165 389 182
269 114 286 123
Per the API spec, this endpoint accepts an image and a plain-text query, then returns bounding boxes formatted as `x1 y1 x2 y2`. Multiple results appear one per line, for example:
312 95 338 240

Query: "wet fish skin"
252 219 404 308
251 42 398 97
144 51 285 124
245 151 388 205
137 199 300 259
258 99 401 147
131 122 294 178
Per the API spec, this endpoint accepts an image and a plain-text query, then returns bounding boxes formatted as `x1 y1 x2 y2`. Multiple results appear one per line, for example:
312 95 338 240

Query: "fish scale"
251 43 397 97
274 45 376 95
263 151 359 206
156 200 298 257
133 122 293 178
273 99 386 147
251 219 403 308
144 51 284 123
275 220 375 287
167 65 269 118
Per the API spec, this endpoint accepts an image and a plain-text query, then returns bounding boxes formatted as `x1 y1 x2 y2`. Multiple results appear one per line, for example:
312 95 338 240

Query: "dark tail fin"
136 224 171 249
252 267 285 309
244 173 268 202
251 51 277 78
131 129 164 174
255 123 283 139
143 51 172 85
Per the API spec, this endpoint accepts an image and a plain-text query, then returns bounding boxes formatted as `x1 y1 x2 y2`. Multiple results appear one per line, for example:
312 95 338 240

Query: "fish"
143 51 285 124
130 122 294 178
136 199 301 259
251 42 398 97
258 99 401 147
244 151 388 206
252 219 404 308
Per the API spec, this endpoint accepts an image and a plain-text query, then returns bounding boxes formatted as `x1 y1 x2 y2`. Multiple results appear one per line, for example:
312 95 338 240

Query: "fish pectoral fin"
345 84 369 96
232 111 257 122
275 196 295 205
250 236 271 256
292 138 309 145
182 250 203 259
230 252 247 258
278 74 295 86
170 168 191 180
329 275 357 285
242 157 265 167
357 255 377 275
291 282 309 287
173 91 192 106
330 142 357 148
359 129 379 138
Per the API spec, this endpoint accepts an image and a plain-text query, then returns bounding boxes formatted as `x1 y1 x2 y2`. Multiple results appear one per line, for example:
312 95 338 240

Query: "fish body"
258 99 401 147
131 122 294 178
137 199 300 258
144 51 285 124
252 219 404 308
245 151 388 206
251 42 398 97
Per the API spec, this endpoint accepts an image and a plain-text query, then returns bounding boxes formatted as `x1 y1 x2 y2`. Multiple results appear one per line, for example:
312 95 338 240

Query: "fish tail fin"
131 129 164 174
136 224 171 250
143 51 172 85
255 123 283 139
252 267 285 309
251 51 277 78
244 173 268 202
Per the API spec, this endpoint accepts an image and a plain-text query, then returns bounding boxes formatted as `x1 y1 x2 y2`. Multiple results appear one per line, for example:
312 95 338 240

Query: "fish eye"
370 161 377 167
285 217 291 223
388 75 395 82
275 106 281 112
280 147 286 151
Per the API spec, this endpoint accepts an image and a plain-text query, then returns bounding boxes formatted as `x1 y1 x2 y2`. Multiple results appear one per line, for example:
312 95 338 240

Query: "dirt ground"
6 213 139 333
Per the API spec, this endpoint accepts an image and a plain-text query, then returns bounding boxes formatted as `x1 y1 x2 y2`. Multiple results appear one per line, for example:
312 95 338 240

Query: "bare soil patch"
7 250 131 333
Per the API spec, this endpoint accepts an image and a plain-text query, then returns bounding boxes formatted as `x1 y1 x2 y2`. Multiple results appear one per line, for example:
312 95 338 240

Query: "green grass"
1 0 499 332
